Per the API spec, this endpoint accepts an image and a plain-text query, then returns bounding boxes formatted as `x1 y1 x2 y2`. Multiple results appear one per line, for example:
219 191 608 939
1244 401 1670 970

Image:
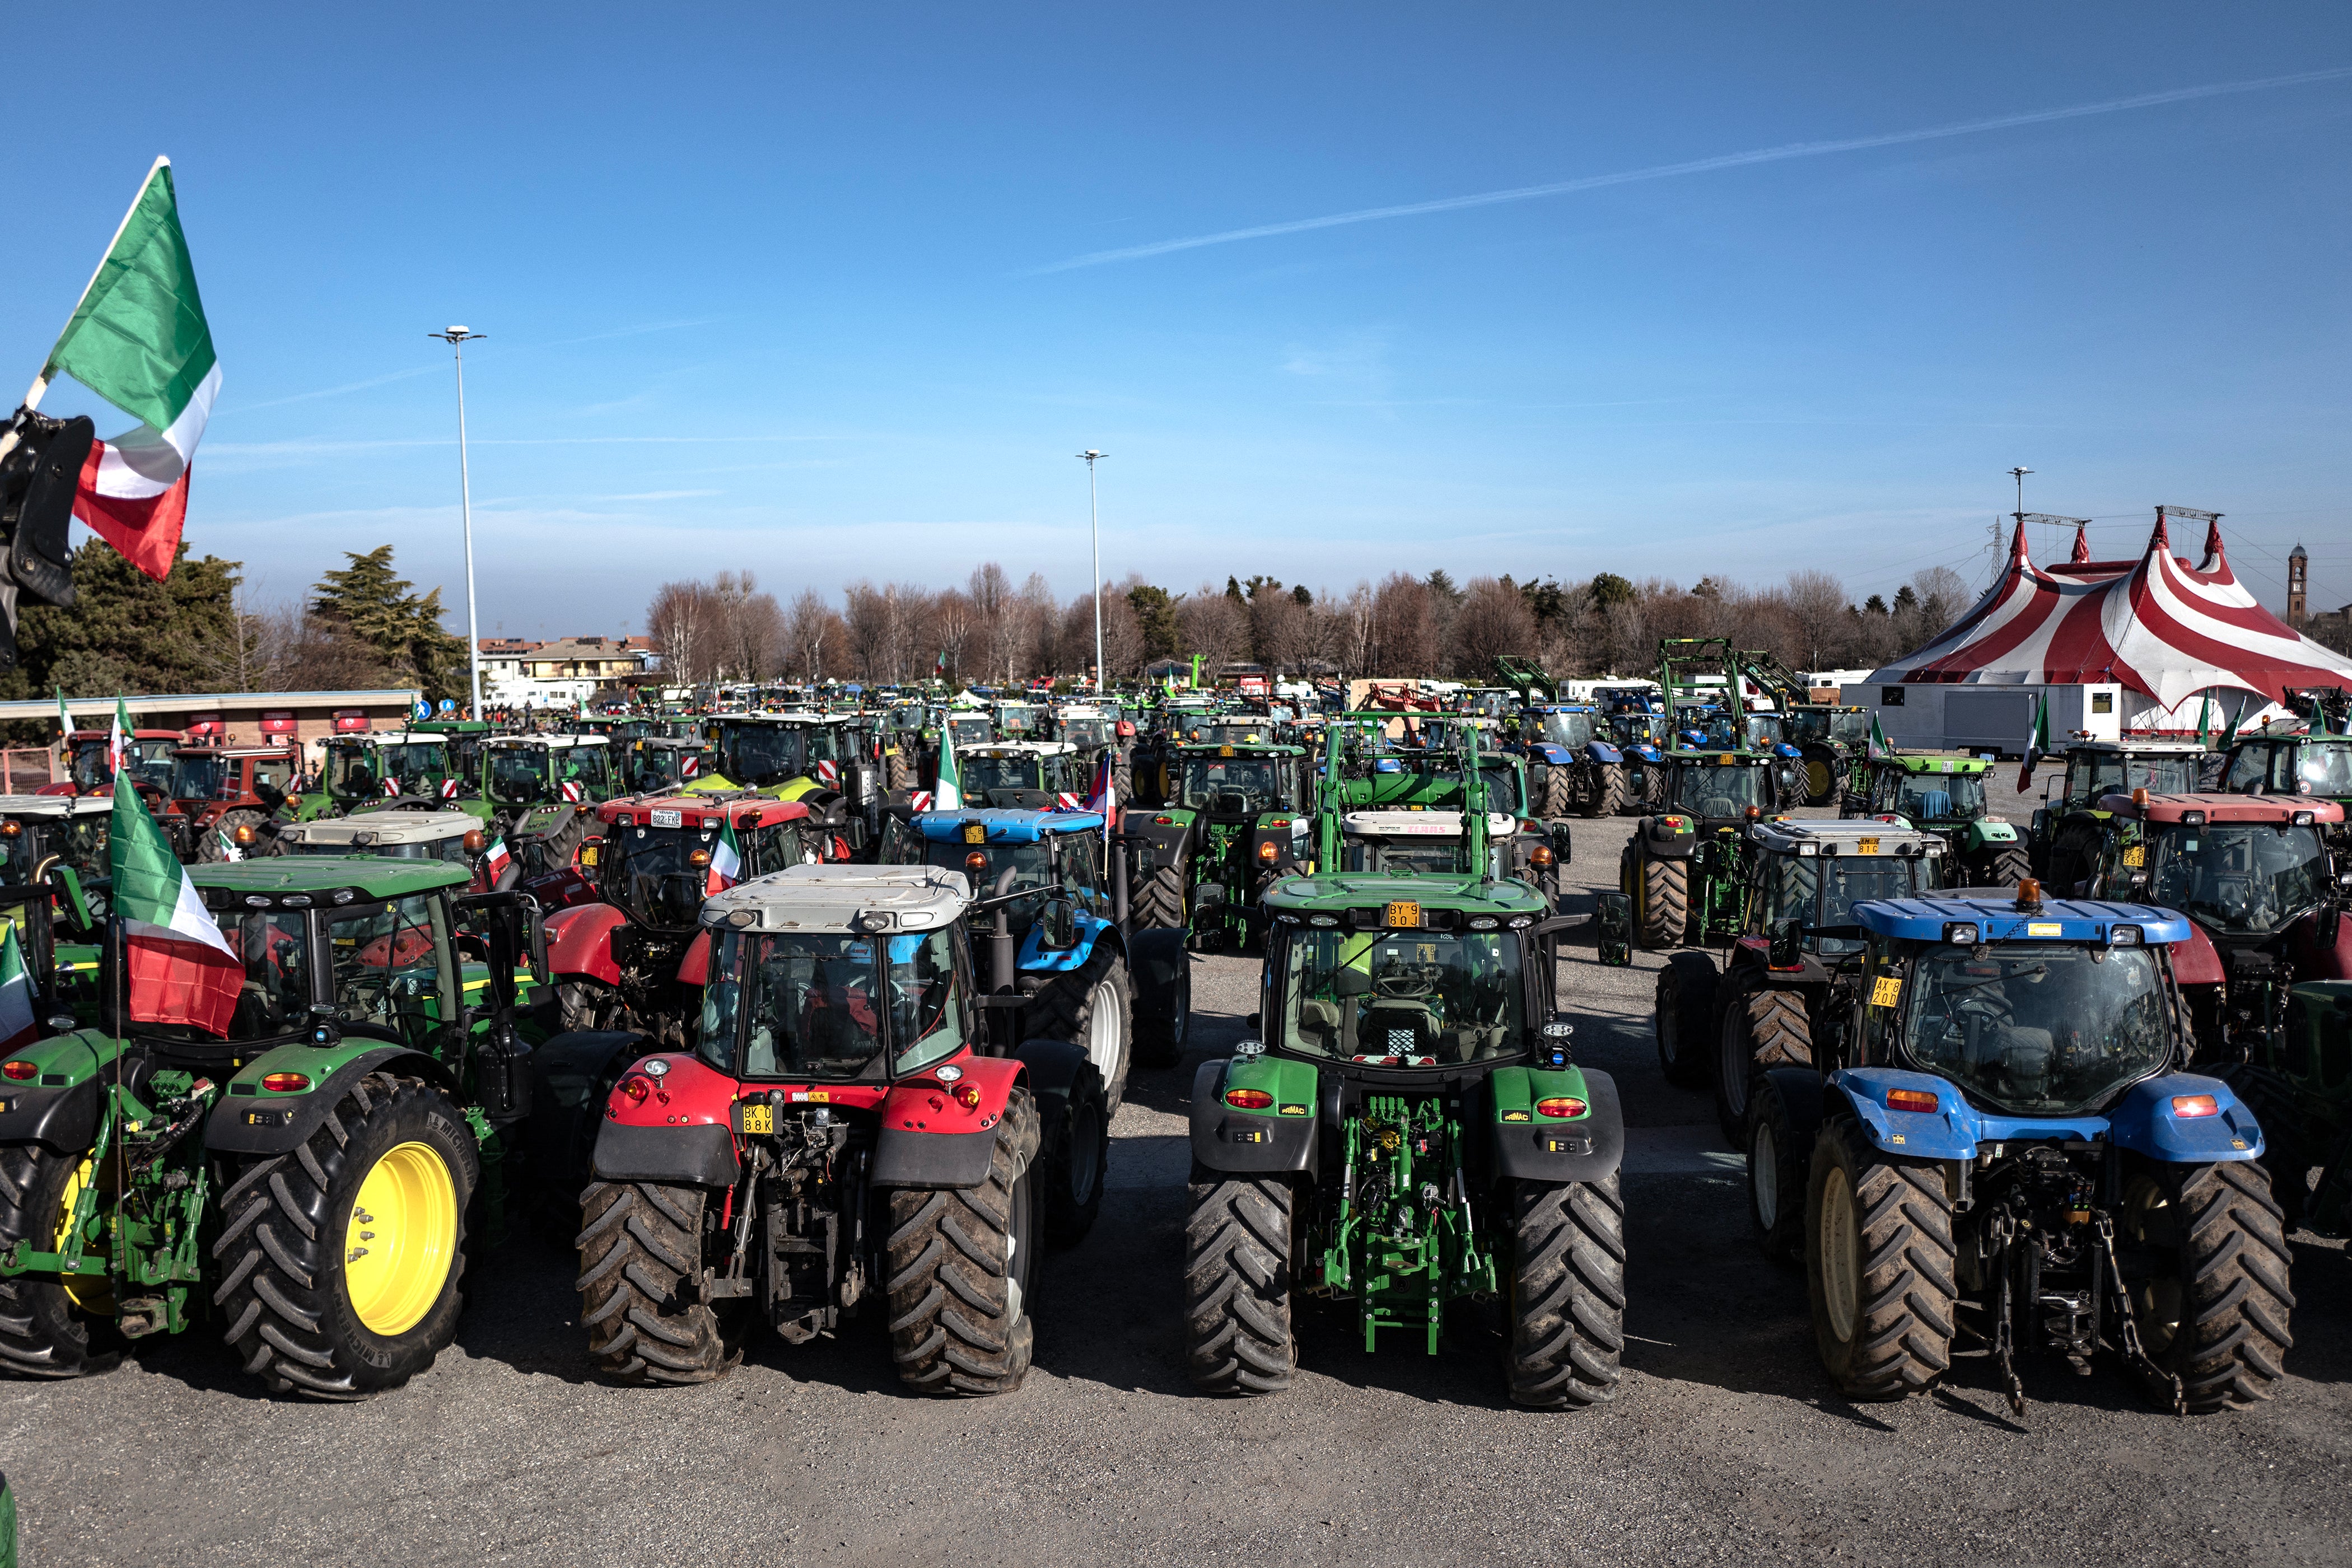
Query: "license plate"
1384 900 1421 927
2122 844 2145 867
651 809 682 828
738 1103 773 1135
1857 837 1879 855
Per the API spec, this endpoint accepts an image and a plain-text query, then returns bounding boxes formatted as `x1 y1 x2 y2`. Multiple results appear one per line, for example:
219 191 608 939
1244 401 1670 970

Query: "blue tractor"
1746 885 2294 1415
1493 655 1627 819
881 807 1192 1097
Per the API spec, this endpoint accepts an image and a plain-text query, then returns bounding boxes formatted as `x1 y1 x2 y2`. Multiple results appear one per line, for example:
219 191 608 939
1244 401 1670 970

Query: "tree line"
643 562 1981 687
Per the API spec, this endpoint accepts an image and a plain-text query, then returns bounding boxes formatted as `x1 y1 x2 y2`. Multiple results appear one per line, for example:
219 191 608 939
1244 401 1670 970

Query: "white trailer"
1859 680 2125 757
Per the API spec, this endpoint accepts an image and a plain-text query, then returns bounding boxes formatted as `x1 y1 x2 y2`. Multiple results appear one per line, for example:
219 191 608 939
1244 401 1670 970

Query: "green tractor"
2026 739 2209 890
0 857 546 1397
1843 750 2030 888
481 734 617 873
2223 725 2352 855
1617 749 1782 950
303 731 469 821
1126 740 1309 950
1182 793 1618 1404
2228 981 2352 1234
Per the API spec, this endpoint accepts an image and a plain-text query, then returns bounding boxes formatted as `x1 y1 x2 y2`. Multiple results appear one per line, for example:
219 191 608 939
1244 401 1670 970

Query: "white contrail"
1029 66 2352 274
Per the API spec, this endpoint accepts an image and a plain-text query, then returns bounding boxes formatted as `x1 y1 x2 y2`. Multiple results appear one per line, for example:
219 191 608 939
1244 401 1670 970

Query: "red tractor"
41 727 182 797
158 743 302 861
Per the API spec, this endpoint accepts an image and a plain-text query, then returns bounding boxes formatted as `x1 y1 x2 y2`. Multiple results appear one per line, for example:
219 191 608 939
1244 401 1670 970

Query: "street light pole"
1077 450 1106 694
431 326 487 717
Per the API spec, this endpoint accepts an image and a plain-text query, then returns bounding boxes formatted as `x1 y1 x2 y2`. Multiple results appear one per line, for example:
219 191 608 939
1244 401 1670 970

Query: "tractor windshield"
2228 740 2352 797
1340 837 1483 877
964 755 1046 796
1830 711 1871 745
1889 771 1987 824
601 823 723 927
921 838 1053 930
211 910 316 1041
946 716 993 747
1059 717 1110 747
625 744 704 794
169 753 230 801
2074 753 2202 809
1672 762 1770 818
326 741 389 801
377 743 446 794
1277 926 1525 1066
1901 942 2172 1114
696 928 965 1079
1744 714 1785 749
996 706 1043 738
67 740 113 791
1539 712 1595 749
1608 716 1660 750
555 745 612 799
1763 855 1936 955
2147 823 2328 937
719 725 809 786
328 893 457 1045
1177 755 1285 813
1476 764 1525 816
487 747 553 805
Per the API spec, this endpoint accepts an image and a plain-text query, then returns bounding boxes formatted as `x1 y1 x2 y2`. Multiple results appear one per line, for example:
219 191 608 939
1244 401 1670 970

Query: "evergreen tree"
0 540 241 707
1126 584 1182 661
312 546 469 705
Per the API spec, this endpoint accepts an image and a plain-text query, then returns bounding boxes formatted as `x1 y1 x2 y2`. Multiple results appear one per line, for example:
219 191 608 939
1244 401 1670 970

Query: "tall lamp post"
431 326 487 717
1077 450 1106 693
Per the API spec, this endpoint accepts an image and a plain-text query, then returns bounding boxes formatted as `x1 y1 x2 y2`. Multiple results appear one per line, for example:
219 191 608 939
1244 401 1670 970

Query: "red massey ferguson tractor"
571 862 1112 1392
158 743 302 861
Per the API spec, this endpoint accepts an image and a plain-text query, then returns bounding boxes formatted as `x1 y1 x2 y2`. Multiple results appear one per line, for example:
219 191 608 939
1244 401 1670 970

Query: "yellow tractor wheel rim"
344 1141 458 1337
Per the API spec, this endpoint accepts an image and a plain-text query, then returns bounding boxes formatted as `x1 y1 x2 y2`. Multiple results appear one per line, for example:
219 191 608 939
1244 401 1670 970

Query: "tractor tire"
2223 1067 2308 1228
1131 948 1191 1070
1131 863 1185 934
1654 951 1719 1089
1805 1113 1956 1401
885 750 913 792
0 1143 120 1379
1112 750 1133 801
214 1072 478 1400
1747 1077 1806 1266
1040 1062 1109 1248
576 1179 745 1384
1632 851 1687 950
1585 763 1626 819
1972 844 2032 893
1800 747 1839 807
1718 986 1812 1146
1505 1173 1625 1409
1184 1173 1295 1395
884 1086 1041 1396
1643 766 1668 810
1029 948 1132 1111
1542 766 1574 820
199 808 270 862
2117 1160 2294 1412
2043 823 2104 897
521 810 591 879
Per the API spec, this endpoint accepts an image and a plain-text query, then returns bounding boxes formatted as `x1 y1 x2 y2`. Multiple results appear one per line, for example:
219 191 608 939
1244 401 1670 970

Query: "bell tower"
2288 544 2308 624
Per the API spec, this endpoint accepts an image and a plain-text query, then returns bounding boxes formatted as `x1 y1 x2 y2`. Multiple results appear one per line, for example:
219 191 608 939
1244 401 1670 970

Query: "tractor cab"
590 795 816 932
942 711 995 749
1051 706 1115 748
1850 751 2027 889
57 729 179 796
0 795 113 940
409 719 496 793
959 741 1085 809
161 744 301 862
620 736 716 795
2223 731 2352 851
276 810 498 891
991 702 1046 740
1780 704 1870 808
892 808 1110 946
2031 739 2211 885
1662 749 1779 825
484 735 615 811
320 732 455 814
1336 809 1527 879
700 715 848 796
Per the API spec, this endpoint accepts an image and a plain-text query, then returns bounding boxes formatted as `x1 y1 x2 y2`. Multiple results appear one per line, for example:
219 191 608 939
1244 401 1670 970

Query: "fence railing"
1 750 58 795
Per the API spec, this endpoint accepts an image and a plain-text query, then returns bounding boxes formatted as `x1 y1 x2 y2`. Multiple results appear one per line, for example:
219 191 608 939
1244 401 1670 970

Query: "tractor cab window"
1672 762 1770 819
722 725 809 785
1784 710 1828 746
1744 713 1786 749
561 745 613 797
1878 769 1986 824
1475 764 1524 816
2147 822 2328 937
603 823 723 926
1608 715 1659 750
1539 712 1594 749
2075 753 2200 809
1176 756 1285 813
329 893 458 1045
946 716 993 747
378 743 446 794
699 928 965 1080
67 740 113 791
745 823 813 876
1771 855 1935 954
1341 837 1472 876
129 739 178 789
997 706 1043 738
923 838 1053 929
326 743 385 800
169 753 230 802
1900 942 2171 1114
488 747 552 805
164 910 317 1043
964 754 1044 796
2295 741 2352 796
1060 717 1110 747
804 727 843 765
1277 926 1525 1066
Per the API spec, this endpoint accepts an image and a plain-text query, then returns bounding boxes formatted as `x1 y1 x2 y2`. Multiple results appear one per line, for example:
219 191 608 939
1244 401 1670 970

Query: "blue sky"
4 3 2348 638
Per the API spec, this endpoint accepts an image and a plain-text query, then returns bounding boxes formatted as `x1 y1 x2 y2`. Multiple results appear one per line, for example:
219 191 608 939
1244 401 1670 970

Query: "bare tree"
1368 573 1435 675
1177 582 1248 676
1782 571 1847 672
1452 577 1537 676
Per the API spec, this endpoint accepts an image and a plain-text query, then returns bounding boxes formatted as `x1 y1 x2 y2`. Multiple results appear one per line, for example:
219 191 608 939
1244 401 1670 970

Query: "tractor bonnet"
701 862 970 933
913 807 1105 842
277 811 481 847
1748 819 1945 857
1854 895 2192 945
0 794 113 819
1341 809 1518 839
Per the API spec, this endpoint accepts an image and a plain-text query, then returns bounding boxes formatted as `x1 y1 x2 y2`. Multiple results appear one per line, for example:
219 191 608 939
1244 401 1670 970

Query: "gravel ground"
7 772 2349 1566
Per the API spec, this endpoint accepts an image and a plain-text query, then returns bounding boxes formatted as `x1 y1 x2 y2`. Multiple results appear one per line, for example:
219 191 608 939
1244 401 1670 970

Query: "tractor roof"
1878 751 1994 775
1341 809 1519 839
487 734 609 749
913 807 1105 842
1172 741 1303 756
67 729 180 741
1856 895 2190 946
1666 749 1777 767
2094 791 2344 826
601 796 811 828
1747 818 1945 856
2064 740 2210 757
627 736 706 750
172 744 297 758
330 731 445 747
278 811 482 847
0 795 111 819
1263 871 1548 918
965 741 1076 757
700 863 968 934
193 856 470 900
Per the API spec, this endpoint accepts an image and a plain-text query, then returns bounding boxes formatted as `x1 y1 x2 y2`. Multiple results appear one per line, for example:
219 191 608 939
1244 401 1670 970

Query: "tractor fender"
1761 1066 1827 1152
1532 744 1575 766
1966 818 2022 849
1250 819 1306 876
2286 907 2352 979
207 1044 461 1158
526 1029 654 1193
0 1074 98 1156
1189 1056 1318 1177
1488 1066 1624 1184
1018 909 1110 974
676 928 712 986
1825 1067 1982 1161
1128 925 1186 1016
2171 922 2226 988
1584 740 1623 766
871 1056 1025 1189
545 901 628 987
1640 816 1697 857
591 1048 739 1187
2108 1072 2265 1163
1128 810 1196 870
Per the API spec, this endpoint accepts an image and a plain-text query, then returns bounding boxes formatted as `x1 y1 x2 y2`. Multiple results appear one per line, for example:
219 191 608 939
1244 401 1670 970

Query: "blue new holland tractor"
1744 881 2294 1415
1492 656 1627 819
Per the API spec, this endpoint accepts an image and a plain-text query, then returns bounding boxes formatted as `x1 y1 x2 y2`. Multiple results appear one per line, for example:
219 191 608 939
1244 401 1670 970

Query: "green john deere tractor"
302 732 469 821
1844 750 2030 888
482 734 618 874
1125 740 1309 950
1617 748 1781 949
0 857 546 1398
1183 790 1620 1404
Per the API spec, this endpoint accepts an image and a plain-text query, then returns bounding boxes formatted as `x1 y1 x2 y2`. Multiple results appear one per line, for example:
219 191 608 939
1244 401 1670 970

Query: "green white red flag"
108 765 239 1034
44 158 218 582
108 695 131 777
0 924 35 1054
704 814 743 897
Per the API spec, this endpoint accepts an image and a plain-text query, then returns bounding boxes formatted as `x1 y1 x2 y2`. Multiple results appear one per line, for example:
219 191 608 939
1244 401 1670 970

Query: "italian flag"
108 694 132 777
109 766 239 1035
0 924 36 1054
706 814 743 897
935 722 963 810
2017 693 2052 793
42 159 218 582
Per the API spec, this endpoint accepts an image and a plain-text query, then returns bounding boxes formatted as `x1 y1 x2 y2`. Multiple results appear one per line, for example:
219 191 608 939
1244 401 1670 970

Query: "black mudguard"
1765 1066 1827 1150
1128 925 1186 1010
870 1124 998 1191
591 1120 740 1187
0 1076 98 1155
1640 818 1697 858
1188 1058 1318 1178
1490 1068 1625 1184
527 1029 655 1194
1130 814 1195 871
206 1047 459 1158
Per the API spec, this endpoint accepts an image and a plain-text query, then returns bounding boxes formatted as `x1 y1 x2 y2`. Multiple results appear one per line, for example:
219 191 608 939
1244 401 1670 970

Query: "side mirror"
1767 918 1802 970
523 898 549 985
1594 892 1634 967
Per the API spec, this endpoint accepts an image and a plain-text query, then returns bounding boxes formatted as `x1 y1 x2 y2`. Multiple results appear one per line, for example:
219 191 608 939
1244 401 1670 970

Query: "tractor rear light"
1224 1088 1275 1109
955 1083 982 1110
1 1061 34 1081
2171 1094 2220 1118
260 1072 311 1094
1258 842 1279 862
1535 1097 1586 1118
620 1076 650 1104
1886 1089 1939 1113
1662 816 1686 830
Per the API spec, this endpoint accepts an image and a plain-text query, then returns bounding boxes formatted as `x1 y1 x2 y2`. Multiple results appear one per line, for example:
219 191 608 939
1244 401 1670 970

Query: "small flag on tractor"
213 824 244 863
109 695 132 778
0 924 36 1054
2195 689 2214 750
2016 693 2052 792
1084 750 1116 843
53 688 70 744
1053 791 1083 810
482 836 511 884
706 813 743 897
1866 712 1893 763
108 766 239 1034
935 722 963 810
2227 692 2248 744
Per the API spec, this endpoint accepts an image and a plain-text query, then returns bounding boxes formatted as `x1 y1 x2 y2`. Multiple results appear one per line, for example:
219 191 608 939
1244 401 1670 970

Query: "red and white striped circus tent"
1868 508 2352 731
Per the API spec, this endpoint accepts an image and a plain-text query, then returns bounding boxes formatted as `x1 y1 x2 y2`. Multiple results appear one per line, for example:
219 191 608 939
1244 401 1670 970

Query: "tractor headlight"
1795 842 1818 857
2110 925 2141 946
1942 922 1979 946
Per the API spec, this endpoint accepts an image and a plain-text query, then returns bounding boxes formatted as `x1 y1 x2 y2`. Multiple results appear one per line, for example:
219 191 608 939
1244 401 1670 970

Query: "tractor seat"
1297 997 1341 1052
1700 796 1737 818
